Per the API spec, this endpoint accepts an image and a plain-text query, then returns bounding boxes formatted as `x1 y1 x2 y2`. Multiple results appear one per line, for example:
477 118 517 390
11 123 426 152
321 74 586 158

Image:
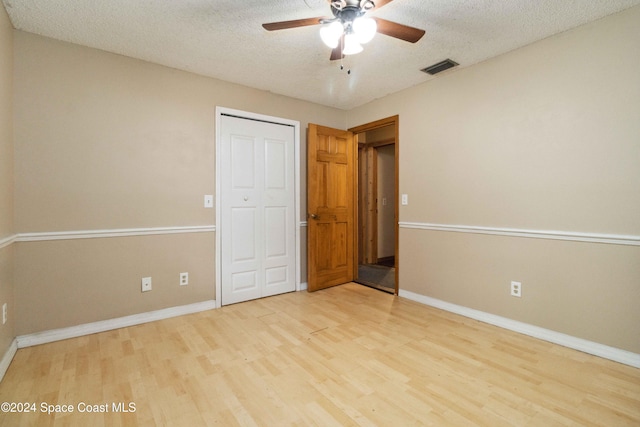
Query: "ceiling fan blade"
373 18 425 43
330 34 345 61
262 17 325 31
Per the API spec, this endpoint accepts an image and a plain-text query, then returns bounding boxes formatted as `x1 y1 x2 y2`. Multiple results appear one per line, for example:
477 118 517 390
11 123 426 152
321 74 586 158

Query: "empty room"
0 0 639 425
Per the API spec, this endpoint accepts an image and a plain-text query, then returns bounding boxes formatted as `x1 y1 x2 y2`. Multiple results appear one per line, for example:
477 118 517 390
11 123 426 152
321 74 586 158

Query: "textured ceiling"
3 0 639 110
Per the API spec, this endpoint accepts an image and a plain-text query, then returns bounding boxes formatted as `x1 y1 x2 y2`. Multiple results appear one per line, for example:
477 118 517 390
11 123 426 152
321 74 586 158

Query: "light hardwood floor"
1 283 639 426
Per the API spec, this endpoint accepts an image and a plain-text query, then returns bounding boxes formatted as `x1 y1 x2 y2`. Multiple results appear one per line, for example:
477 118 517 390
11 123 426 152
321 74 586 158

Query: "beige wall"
349 6 640 352
0 5 14 356
13 31 345 335
15 234 215 333
13 32 345 233
0 6 13 239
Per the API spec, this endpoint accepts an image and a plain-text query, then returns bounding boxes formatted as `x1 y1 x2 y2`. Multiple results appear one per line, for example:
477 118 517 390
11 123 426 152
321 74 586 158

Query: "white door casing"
217 109 300 306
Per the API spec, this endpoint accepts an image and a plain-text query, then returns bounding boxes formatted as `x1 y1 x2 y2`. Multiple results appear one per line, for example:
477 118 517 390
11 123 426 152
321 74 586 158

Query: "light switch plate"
204 195 214 208
401 194 409 205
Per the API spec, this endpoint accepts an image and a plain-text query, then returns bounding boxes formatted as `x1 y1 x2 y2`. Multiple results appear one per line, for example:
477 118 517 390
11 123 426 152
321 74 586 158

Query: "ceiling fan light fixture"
263 0 426 62
320 21 344 48
343 33 363 55
353 16 377 44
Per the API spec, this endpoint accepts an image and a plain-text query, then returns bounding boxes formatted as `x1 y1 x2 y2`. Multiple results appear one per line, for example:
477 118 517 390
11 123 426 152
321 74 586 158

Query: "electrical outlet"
401 194 409 205
2 303 6 325
141 277 152 292
510 281 522 297
180 272 189 286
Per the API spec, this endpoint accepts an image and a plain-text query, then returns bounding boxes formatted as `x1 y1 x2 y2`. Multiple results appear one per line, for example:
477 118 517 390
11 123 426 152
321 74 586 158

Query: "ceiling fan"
262 0 425 60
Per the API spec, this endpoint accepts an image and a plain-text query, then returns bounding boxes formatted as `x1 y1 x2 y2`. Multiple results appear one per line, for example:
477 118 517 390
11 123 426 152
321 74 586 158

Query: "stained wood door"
307 124 356 292
220 115 296 305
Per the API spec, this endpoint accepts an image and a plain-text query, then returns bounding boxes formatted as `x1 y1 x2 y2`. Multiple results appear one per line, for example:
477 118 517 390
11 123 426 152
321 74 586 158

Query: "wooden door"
220 115 296 305
307 124 356 292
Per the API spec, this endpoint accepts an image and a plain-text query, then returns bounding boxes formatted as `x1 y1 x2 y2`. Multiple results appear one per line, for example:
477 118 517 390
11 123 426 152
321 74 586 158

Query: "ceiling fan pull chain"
339 36 350 75
340 34 344 70
339 56 352 76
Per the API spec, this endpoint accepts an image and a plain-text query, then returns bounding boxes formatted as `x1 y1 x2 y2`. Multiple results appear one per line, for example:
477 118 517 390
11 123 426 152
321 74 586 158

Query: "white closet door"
220 115 296 305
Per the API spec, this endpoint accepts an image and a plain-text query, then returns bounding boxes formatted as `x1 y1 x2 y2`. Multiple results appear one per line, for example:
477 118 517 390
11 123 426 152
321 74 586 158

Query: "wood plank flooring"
1 283 639 426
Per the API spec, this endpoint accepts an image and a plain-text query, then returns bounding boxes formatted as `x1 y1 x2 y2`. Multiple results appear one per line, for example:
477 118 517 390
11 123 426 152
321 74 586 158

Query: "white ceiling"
3 0 639 110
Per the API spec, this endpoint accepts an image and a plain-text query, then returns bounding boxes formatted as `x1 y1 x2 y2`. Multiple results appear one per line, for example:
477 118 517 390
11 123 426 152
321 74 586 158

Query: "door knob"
309 213 318 220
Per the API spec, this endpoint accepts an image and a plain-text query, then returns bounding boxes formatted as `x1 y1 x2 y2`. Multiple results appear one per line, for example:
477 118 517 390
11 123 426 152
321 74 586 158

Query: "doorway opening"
350 117 398 294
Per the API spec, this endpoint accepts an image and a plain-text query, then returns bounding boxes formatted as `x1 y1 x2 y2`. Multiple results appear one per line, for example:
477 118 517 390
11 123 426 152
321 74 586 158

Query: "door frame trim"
349 115 399 295
215 107 302 308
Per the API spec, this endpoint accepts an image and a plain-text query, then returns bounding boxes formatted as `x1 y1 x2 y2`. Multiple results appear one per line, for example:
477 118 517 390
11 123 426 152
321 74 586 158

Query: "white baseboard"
16 300 216 349
399 289 640 369
299 282 308 291
0 338 18 382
